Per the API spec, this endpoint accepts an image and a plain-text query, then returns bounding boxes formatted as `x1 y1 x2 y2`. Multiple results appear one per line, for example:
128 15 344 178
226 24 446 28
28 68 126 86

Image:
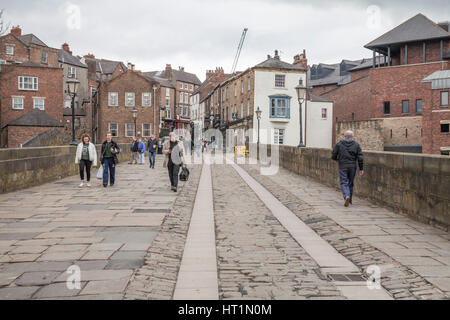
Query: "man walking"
138 137 146 165
332 131 364 207
101 133 121 188
163 132 186 192
129 137 139 165
147 134 158 169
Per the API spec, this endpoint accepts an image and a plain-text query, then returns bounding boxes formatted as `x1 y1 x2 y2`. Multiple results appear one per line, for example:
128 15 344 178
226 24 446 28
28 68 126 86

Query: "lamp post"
67 79 80 146
132 106 138 137
295 79 307 148
152 84 157 135
256 107 262 146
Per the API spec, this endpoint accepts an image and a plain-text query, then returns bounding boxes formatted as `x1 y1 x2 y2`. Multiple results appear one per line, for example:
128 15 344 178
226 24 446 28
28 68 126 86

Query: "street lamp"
132 106 138 137
67 79 80 146
152 84 157 135
295 79 307 148
256 107 262 146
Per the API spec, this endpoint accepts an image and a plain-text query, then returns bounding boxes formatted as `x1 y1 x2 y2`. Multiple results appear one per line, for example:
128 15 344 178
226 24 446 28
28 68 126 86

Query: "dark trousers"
168 161 180 188
79 159 92 182
149 152 156 167
103 157 116 185
339 167 356 203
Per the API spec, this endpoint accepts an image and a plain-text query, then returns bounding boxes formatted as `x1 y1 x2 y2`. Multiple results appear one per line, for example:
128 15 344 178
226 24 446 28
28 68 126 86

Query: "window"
322 108 327 119
41 51 48 64
180 92 183 103
184 92 189 104
165 89 170 106
384 101 390 115
190 85 193 91
416 99 423 113
64 99 71 108
6 45 14 55
68 66 76 78
0 59 6 64
142 92 152 107
441 91 449 106
442 123 450 133
241 80 244 93
179 83 183 89
247 99 250 116
108 92 118 106
185 84 188 90
402 100 410 114
33 97 45 110
234 84 237 97
125 92 135 107
18 76 38 91
275 75 285 88
142 123 151 137
166 107 171 119
125 123 135 137
352 113 355 121
248 76 251 91
109 123 118 137
274 129 285 145
270 96 290 118
12 97 24 110
240 102 244 118
441 150 450 156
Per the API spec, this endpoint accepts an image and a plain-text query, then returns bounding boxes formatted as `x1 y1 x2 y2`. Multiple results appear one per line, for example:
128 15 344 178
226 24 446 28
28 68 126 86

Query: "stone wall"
335 120 384 151
256 144 450 231
0 144 132 194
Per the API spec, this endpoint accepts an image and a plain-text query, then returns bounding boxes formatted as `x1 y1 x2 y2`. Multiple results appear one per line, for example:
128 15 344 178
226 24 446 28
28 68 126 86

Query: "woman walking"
75 133 98 187
163 132 186 192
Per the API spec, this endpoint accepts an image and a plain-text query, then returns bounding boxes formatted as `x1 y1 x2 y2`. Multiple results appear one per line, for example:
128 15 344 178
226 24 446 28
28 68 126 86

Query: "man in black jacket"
129 137 139 165
332 131 364 207
100 133 121 188
147 134 158 169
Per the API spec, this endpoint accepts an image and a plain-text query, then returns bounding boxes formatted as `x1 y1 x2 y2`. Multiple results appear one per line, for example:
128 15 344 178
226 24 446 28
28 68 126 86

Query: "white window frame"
234 84 237 97
180 92 183 103
166 107 171 119
12 96 24 110
18 76 38 91
274 128 285 145
142 92 152 107
241 80 244 93
179 83 183 89
189 84 193 91
125 92 135 107
142 123 151 137
125 123 135 137
109 123 119 137
41 51 48 64
33 97 45 110
64 99 71 108
248 76 251 91
247 99 250 116
275 74 286 88
184 84 188 90
68 66 76 79
240 102 244 118
322 108 328 119
0 59 6 64
108 92 118 107
184 92 189 104
6 44 14 55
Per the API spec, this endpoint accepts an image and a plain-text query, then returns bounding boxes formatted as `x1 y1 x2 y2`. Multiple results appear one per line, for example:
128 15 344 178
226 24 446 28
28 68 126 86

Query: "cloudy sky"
1 0 449 81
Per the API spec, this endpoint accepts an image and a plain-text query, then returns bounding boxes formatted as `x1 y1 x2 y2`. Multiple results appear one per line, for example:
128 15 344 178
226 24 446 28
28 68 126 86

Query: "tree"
0 9 10 36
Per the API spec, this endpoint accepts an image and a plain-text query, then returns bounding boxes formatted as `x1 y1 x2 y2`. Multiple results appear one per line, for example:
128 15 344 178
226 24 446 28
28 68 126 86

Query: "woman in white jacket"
75 134 98 187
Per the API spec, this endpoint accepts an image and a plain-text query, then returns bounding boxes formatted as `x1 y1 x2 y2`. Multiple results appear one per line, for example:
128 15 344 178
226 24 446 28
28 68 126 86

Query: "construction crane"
231 28 248 74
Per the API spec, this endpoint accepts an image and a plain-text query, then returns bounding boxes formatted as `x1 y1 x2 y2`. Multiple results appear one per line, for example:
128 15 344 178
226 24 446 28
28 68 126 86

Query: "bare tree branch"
0 9 11 36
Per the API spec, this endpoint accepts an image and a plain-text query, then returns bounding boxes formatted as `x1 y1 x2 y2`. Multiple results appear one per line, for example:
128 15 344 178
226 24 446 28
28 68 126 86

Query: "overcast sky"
1 0 449 81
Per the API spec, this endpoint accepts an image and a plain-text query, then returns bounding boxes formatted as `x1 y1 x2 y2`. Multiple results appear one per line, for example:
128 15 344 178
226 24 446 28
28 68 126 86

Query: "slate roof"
254 57 306 71
58 49 87 69
2 109 63 129
91 59 127 75
63 107 87 117
17 34 48 47
171 69 202 85
365 14 450 49
142 73 175 88
308 63 351 87
349 56 388 71
308 89 333 103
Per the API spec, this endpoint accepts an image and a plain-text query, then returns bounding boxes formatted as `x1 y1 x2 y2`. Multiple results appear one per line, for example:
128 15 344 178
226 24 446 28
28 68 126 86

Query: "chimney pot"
10 26 22 37
274 50 280 60
62 43 72 54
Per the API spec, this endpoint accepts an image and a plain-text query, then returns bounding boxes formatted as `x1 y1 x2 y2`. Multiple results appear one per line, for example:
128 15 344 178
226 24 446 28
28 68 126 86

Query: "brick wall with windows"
97 70 160 144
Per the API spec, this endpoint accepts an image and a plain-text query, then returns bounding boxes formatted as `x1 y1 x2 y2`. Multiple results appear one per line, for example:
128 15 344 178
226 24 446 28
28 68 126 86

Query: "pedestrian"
75 133 97 187
138 137 146 165
147 134 158 169
163 132 186 192
332 130 364 207
100 133 121 188
129 137 139 165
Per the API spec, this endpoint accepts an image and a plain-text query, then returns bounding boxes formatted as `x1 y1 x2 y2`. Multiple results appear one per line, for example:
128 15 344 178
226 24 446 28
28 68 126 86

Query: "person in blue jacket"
138 137 146 165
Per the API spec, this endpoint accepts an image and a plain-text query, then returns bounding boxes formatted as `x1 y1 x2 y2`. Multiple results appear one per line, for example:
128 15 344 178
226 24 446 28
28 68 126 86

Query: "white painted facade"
190 92 203 133
252 69 306 147
306 99 333 149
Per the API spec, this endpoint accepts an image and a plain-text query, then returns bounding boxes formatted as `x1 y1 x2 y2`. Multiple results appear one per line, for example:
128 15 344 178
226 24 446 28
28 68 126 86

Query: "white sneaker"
79 182 84 187
86 183 91 187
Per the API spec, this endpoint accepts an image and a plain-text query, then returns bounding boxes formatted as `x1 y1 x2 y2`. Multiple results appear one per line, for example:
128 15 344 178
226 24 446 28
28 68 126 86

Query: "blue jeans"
103 157 115 185
339 167 356 203
149 152 156 167
139 152 145 164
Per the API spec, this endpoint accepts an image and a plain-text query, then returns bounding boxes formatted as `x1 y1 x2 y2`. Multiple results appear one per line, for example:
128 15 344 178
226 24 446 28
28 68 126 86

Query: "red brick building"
311 14 450 155
0 26 64 148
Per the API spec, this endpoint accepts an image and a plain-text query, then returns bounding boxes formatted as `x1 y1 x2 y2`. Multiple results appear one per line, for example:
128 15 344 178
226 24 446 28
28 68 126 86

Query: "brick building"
96 68 162 144
0 26 64 148
311 14 449 155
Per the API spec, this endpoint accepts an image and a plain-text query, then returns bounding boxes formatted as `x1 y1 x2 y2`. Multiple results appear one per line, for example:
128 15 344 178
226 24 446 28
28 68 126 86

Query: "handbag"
96 165 104 180
179 166 190 182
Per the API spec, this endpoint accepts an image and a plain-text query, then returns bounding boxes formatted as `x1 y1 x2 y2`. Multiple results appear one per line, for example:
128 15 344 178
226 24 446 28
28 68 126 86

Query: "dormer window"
41 51 48 64
6 45 14 55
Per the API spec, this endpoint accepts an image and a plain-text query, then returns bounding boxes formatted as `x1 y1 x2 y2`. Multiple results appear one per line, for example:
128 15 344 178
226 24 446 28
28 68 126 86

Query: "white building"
305 91 333 149
190 90 203 134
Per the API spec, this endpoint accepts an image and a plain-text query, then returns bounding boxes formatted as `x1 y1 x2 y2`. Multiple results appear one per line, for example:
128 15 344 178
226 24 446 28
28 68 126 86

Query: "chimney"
10 26 22 37
164 64 172 78
179 66 185 72
127 62 135 71
206 70 214 79
274 50 280 60
267 54 271 59
84 53 95 59
62 43 72 55
293 49 308 69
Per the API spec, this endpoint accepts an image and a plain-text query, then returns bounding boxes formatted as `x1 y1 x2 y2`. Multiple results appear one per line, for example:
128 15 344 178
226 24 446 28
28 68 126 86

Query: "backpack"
179 167 190 182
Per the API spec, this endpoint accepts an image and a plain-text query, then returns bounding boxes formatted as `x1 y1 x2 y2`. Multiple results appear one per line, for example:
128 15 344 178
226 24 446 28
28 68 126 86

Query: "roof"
59 50 87 69
171 69 202 85
349 56 388 71
308 89 333 103
365 14 450 49
86 58 127 75
2 109 63 129
142 73 175 88
63 107 87 117
422 70 450 89
308 63 351 87
17 34 48 47
254 57 306 71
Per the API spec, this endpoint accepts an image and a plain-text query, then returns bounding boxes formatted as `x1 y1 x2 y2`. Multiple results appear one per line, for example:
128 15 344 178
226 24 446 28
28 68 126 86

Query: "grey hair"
344 131 354 138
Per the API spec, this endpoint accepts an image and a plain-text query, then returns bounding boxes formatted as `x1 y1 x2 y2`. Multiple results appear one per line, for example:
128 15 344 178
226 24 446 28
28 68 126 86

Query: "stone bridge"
0 145 449 300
